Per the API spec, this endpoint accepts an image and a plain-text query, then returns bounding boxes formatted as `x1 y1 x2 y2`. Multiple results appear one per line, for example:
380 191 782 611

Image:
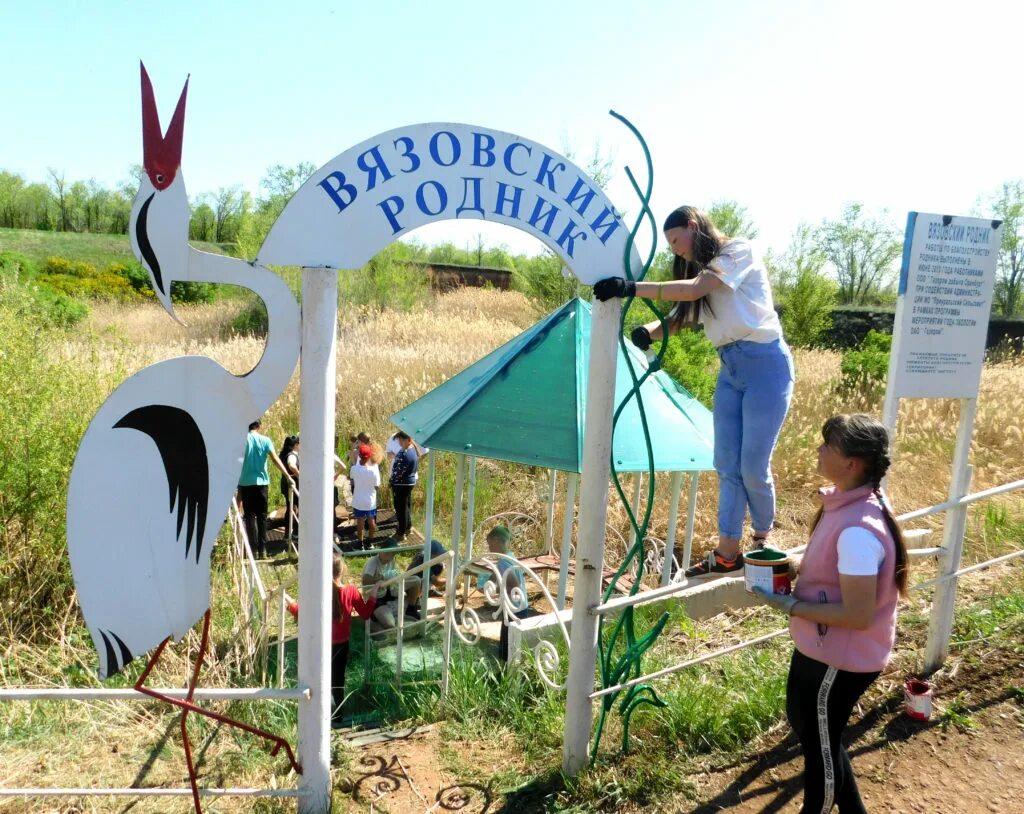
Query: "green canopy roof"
390 298 714 473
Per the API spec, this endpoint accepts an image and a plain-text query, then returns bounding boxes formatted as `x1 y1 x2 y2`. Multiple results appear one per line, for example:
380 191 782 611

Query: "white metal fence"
586 477 1024 703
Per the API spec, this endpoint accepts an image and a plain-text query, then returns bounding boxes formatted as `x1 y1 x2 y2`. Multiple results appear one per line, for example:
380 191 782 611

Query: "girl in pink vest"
754 414 909 813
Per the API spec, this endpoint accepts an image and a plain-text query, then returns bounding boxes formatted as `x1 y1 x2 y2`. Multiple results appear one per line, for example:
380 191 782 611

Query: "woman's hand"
631 325 652 350
752 587 798 616
593 277 636 301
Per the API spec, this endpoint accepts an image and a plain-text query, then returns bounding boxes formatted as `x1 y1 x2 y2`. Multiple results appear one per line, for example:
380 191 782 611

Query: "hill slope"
0 227 230 269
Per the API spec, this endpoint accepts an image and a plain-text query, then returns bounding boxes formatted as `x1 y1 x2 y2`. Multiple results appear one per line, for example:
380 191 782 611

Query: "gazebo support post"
420 454 436 619
681 472 700 574
562 298 618 776
556 471 579 609
545 469 557 556
450 454 466 603
661 471 685 586
464 456 477 595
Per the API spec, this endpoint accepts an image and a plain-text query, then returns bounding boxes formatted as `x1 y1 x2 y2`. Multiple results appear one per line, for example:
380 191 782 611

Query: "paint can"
904 678 934 721
743 548 791 595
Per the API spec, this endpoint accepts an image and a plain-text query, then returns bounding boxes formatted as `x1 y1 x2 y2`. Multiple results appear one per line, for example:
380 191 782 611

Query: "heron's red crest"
140 62 188 191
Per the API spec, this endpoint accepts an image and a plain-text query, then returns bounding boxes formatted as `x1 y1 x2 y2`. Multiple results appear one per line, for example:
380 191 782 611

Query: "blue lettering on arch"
415 181 449 216
503 143 532 177
378 195 405 234
429 131 462 167
356 145 394 191
535 153 566 193
472 132 496 167
393 136 421 174
318 171 358 213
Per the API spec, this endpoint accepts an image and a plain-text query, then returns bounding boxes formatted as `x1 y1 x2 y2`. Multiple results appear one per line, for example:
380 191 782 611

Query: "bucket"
743 548 791 595
904 678 934 721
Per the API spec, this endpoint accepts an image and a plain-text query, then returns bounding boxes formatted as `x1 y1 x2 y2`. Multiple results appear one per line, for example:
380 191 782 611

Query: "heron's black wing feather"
114 405 209 562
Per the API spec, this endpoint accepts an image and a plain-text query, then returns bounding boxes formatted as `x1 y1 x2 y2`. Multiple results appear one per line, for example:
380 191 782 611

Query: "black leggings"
786 648 879 814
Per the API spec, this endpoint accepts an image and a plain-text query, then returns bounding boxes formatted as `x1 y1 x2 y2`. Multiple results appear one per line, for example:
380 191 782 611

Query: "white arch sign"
257 122 640 281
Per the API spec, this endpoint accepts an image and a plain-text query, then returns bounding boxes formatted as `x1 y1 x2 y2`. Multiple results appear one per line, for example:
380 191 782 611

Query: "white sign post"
882 212 1002 674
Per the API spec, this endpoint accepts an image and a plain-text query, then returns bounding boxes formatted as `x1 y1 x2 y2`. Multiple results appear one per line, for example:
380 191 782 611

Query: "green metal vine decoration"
591 110 676 761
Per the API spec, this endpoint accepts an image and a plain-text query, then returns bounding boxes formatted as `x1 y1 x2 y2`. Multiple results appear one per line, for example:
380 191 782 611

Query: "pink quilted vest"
790 483 899 673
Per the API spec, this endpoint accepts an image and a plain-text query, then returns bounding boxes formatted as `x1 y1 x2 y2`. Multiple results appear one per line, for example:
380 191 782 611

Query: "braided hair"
662 205 727 330
811 414 909 595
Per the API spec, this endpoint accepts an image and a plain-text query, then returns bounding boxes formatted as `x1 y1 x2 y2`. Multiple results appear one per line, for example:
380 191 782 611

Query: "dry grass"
59 286 1024 561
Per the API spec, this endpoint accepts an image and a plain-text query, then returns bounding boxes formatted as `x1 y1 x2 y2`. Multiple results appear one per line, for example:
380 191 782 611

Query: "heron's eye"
156 174 165 184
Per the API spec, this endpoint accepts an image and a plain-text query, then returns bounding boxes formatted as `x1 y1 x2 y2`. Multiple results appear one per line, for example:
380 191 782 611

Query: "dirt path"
690 651 1024 813
333 649 1023 813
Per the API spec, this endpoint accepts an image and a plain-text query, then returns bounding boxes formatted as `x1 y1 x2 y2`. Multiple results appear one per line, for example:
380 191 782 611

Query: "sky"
2 0 1022 259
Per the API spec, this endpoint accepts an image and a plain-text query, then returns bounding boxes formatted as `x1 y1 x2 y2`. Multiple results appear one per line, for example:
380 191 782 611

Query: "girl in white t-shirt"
349 444 381 549
594 205 794 579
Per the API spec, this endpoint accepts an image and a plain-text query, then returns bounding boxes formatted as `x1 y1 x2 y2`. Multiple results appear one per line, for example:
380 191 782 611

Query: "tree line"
3 164 1023 318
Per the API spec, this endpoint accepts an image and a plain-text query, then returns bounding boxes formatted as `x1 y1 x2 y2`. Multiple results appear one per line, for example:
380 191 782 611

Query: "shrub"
231 296 268 336
39 256 140 303
0 295 105 636
41 256 97 278
109 261 153 298
661 328 718 407
0 251 38 281
0 277 88 327
170 280 217 304
778 268 837 348
838 329 891 397
623 300 718 407
511 252 582 312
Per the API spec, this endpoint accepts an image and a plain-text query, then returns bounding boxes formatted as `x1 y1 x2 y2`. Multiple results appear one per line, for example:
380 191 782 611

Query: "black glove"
593 277 636 301
630 326 652 351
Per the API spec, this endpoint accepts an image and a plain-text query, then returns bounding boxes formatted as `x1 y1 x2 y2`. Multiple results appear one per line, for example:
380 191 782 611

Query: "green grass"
951 584 1024 650
0 227 229 269
938 692 977 731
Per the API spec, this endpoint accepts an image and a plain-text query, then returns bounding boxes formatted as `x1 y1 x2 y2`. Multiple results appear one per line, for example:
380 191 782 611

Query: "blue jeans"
713 339 794 540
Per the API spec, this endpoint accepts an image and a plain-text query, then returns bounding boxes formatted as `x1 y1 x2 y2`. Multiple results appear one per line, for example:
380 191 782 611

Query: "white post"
440 551 455 696
277 590 287 688
682 472 700 573
451 454 465 572
562 298 618 776
544 469 557 556
464 456 477 566
627 473 644 548
556 472 579 609
287 487 294 540
661 471 685 587
421 454 436 619
423 454 436 545
396 578 405 688
450 455 468 604
297 267 335 813
924 397 977 673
